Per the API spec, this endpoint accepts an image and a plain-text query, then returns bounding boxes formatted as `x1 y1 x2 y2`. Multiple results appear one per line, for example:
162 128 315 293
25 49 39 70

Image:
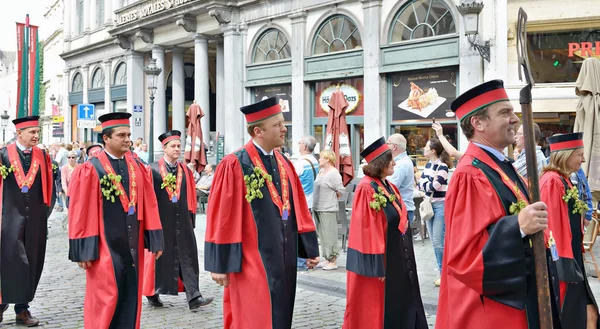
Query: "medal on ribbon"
159 159 183 204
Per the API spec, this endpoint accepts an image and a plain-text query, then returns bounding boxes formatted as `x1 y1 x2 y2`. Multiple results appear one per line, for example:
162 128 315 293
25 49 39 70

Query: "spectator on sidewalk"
60 151 79 209
293 136 319 270
513 123 546 178
313 150 344 270
432 122 464 160
386 134 416 224
196 164 214 197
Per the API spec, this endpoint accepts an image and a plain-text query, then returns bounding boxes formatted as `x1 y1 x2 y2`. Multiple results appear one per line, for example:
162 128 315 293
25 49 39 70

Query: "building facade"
60 0 515 164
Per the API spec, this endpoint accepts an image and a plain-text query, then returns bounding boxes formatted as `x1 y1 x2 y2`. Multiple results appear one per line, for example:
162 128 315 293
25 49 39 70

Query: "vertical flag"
29 25 40 116
15 14 40 118
16 22 27 118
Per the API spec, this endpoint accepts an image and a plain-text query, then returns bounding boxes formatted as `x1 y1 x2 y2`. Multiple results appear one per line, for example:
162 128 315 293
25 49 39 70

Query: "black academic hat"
98 112 132 129
158 130 182 146
547 132 584 153
86 144 103 156
360 137 390 164
450 79 509 122
13 116 39 130
240 97 281 124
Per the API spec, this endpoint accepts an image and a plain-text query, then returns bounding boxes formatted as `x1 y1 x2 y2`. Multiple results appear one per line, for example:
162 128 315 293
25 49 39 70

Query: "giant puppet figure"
68 112 164 329
0 116 55 326
204 97 320 329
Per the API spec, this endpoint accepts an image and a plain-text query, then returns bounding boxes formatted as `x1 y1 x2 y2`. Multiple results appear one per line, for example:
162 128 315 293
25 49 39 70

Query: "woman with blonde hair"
313 149 344 270
540 132 599 329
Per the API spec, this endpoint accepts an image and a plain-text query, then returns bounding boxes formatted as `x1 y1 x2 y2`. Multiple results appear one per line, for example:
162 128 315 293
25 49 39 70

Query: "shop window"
91 68 105 89
71 72 83 92
252 29 291 64
253 85 292 122
389 0 456 43
312 15 362 55
528 29 600 83
517 112 575 156
113 63 127 85
391 123 458 167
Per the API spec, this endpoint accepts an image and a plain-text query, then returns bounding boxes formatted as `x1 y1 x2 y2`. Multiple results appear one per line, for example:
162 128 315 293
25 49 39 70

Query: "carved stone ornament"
209 7 232 25
113 35 131 50
176 15 197 33
135 29 154 44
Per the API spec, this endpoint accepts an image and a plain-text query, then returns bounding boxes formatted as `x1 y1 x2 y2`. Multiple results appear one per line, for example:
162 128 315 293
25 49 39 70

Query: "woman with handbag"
418 137 452 287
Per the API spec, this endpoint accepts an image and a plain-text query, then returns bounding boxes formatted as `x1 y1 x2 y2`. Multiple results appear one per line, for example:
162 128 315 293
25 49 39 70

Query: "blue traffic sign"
133 105 143 113
78 104 96 120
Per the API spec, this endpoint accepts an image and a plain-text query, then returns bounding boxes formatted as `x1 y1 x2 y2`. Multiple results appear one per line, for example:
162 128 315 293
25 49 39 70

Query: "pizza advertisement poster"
391 69 457 121
253 84 292 122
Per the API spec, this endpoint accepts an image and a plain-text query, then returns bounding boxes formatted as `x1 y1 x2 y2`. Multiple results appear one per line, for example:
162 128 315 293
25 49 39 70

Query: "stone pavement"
0 211 436 328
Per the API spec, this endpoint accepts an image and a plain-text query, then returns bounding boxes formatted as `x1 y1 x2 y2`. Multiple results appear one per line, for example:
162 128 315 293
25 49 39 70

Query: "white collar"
163 157 177 167
253 140 273 156
105 150 125 160
16 141 31 152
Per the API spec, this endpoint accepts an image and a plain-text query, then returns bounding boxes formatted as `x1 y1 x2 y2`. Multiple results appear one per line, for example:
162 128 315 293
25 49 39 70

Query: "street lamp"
0 110 9 143
143 58 162 163
457 1 491 62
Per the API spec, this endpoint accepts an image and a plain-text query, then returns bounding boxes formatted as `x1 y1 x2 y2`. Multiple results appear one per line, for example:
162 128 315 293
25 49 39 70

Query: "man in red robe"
68 112 164 329
205 97 319 329
0 116 55 326
436 80 562 329
143 130 213 310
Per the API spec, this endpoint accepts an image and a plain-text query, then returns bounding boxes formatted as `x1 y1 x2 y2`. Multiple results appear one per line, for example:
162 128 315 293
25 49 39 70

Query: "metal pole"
2 129 5 143
149 94 155 163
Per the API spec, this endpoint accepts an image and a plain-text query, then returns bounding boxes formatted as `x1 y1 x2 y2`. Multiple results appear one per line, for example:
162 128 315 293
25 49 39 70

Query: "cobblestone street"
1 212 436 328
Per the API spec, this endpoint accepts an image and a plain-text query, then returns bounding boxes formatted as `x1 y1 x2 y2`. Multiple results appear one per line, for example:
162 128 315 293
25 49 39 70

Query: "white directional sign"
77 120 97 128
77 104 97 129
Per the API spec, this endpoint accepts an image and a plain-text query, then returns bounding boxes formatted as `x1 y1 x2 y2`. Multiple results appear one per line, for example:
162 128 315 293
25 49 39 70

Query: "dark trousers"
0 303 29 314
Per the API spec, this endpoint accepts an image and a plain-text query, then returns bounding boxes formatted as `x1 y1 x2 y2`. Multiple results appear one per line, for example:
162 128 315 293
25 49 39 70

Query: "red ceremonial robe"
343 176 427 329
540 170 599 329
204 142 319 329
68 151 163 329
436 143 561 329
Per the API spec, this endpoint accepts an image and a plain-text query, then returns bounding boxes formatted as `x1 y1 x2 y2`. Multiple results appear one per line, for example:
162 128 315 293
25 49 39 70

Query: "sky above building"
0 1 46 51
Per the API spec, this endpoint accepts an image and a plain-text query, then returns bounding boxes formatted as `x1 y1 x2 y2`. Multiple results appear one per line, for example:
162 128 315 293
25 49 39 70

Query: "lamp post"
143 58 162 164
49 94 56 143
0 110 9 143
457 1 491 62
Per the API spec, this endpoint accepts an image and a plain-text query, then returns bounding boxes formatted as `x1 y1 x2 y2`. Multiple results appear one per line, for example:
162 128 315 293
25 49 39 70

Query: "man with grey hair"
386 133 416 224
293 135 319 270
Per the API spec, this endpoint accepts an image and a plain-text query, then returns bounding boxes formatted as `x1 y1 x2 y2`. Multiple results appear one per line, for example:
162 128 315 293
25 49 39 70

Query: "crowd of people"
0 78 598 329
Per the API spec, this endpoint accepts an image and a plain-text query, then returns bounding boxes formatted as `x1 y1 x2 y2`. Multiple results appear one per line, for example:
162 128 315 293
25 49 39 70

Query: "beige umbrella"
574 58 600 191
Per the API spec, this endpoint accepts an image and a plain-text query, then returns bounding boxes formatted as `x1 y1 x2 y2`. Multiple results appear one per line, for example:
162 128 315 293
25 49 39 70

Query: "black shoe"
147 295 163 307
189 296 214 310
0 304 7 323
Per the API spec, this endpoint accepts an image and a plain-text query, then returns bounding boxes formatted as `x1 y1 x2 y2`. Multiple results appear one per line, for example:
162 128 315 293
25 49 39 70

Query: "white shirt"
105 150 125 160
253 140 274 156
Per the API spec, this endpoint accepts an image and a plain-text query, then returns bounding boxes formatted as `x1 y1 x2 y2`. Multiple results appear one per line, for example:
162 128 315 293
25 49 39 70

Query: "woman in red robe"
540 132 599 329
343 137 427 329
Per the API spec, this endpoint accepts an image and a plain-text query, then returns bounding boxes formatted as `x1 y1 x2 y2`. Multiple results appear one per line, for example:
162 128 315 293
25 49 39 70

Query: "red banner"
16 23 25 118
28 25 38 117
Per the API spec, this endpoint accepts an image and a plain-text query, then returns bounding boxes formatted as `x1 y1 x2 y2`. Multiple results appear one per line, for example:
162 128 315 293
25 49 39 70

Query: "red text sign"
568 42 600 57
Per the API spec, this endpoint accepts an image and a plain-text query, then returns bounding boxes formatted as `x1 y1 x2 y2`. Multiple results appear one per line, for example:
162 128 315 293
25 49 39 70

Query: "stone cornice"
60 38 118 60
176 14 197 33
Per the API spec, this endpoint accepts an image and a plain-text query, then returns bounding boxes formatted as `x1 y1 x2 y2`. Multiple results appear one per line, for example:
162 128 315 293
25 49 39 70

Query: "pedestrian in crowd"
431 122 464 160
540 133 599 329
67 112 163 328
513 123 546 178
343 137 427 329
386 134 416 224
0 116 55 326
573 166 595 226
436 80 561 329
313 149 344 270
418 137 451 287
133 137 143 153
138 143 149 164
204 97 319 329
55 143 68 167
293 135 319 270
60 151 79 209
143 130 214 310
195 163 214 197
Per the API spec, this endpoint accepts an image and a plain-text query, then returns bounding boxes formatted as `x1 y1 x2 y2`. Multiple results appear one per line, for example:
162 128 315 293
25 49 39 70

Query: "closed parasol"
185 102 207 173
573 58 600 190
325 87 354 186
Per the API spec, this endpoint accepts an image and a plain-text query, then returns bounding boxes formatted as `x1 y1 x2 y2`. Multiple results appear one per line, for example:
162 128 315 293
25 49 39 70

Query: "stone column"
126 51 145 140
84 0 91 33
71 0 78 36
152 46 166 159
81 65 89 141
194 34 211 147
216 38 225 137
63 0 72 40
103 59 111 113
361 0 384 145
104 0 113 27
221 25 245 153
63 69 72 142
289 11 308 155
171 48 187 144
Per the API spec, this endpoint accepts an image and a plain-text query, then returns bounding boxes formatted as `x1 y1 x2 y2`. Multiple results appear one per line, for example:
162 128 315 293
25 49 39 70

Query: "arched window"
312 15 362 55
71 72 83 92
252 28 291 64
91 68 105 89
390 0 456 43
114 63 127 85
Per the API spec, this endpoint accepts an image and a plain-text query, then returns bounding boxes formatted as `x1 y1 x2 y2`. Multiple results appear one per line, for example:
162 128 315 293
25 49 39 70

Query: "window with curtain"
96 0 105 28
389 0 456 43
113 63 127 85
76 0 84 35
252 29 291 64
72 73 83 92
312 15 362 55
91 68 105 89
